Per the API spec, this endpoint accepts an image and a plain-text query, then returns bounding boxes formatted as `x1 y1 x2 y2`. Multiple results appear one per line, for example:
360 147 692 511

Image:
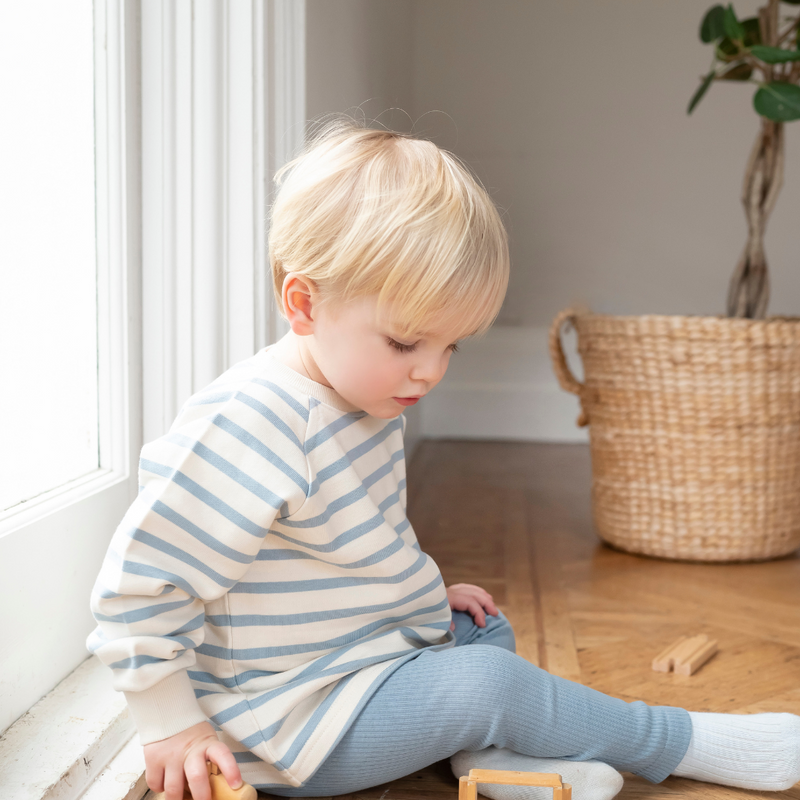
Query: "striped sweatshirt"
87 347 454 789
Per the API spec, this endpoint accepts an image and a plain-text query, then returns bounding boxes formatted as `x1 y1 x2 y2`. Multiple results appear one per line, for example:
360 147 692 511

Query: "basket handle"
548 308 588 427
459 770 572 800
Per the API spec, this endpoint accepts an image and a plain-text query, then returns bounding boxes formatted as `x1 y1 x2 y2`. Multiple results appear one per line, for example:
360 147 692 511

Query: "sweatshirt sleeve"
87 387 310 744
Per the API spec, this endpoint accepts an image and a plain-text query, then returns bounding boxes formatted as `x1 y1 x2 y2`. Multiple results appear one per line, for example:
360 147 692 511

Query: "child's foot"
451 747 624 800
672 712 800 790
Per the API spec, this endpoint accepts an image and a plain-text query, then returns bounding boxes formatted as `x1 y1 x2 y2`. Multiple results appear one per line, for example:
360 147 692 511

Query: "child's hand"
143 720 242 800
446 583 499 630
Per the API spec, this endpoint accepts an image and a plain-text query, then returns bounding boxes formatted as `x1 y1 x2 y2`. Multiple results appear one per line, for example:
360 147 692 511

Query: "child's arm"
87 392 310 793
446 583 499 628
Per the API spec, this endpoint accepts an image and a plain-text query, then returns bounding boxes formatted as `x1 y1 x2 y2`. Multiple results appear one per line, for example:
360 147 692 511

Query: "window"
0 3 305 794
0 1 98 514
0 0 141 735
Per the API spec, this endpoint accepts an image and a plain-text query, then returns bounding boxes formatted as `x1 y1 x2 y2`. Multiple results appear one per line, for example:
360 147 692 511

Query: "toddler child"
88 120 800 800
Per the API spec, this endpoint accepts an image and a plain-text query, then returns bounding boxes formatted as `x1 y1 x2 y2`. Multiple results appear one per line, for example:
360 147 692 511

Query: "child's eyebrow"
385 322 479 340
410 328 479 340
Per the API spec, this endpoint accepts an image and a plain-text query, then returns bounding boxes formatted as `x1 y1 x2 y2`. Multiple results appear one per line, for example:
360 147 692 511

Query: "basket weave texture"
549 309 800 562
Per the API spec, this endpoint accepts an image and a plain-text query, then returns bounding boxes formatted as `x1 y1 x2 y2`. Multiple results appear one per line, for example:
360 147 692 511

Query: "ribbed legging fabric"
264 612 692 796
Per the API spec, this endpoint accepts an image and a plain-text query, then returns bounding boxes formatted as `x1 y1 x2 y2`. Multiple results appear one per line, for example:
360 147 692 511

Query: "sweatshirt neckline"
258 347 364 414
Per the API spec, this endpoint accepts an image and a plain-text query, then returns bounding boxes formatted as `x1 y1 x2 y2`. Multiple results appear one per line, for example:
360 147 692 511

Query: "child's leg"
263 644 691 796
450 611 623 800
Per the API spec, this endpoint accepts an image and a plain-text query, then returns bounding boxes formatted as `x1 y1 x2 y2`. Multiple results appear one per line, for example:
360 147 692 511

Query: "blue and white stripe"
88 348 453 788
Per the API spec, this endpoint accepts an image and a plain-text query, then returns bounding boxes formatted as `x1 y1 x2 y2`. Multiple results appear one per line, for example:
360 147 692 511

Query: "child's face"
306 294 465 419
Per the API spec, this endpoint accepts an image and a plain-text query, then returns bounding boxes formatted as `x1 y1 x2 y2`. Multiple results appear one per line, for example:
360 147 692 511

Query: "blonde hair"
268 118 509 340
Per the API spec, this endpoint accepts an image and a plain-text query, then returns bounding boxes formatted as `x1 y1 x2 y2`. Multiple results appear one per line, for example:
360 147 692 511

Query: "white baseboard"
421 325 589 443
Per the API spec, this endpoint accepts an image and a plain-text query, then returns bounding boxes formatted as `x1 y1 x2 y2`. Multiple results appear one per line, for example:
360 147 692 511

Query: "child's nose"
410 354 448 385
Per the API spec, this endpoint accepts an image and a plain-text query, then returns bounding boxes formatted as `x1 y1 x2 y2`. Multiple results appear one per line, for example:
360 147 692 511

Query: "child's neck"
268 332 333 389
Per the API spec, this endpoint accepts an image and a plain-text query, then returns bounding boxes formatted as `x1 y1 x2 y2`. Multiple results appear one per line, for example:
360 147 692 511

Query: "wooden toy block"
151 760 257 800
458 769 572 800
652 634 718 676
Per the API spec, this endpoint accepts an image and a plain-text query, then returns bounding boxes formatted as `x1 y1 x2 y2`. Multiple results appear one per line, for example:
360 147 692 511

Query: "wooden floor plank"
528 500 582 681
502 489 542 667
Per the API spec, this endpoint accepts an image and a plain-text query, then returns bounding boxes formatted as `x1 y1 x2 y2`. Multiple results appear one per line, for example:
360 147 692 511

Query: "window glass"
0 1 97 512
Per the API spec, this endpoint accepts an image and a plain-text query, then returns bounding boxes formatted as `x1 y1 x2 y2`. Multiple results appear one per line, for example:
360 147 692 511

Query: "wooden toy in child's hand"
652 634 718 676
459 769 572 800
151 761 257 800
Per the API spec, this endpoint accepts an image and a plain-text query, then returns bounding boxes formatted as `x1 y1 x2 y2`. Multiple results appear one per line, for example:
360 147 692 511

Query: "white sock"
672 712 800 790
451 747 624 800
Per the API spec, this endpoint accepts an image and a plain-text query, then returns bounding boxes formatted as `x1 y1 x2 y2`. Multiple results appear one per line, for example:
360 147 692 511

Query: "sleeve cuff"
124 669 209 745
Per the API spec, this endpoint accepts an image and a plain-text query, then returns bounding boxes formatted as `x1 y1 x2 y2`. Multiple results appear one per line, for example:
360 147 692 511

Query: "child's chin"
368 404 404 419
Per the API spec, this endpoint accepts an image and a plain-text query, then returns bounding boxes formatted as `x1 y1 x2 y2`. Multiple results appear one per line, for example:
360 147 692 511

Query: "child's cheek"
361 354 398 398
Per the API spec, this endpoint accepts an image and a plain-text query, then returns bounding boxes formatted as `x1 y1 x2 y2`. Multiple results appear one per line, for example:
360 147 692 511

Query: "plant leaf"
688 70 717 114
700 5 726 42
716 36 741 61
741 17 761 47
719 62 753 79
751 44 800 62
753 82 800 121
723 4 745 40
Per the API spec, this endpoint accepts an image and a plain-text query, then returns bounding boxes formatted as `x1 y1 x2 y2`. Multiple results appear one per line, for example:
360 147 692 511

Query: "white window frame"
140 0 303 442
0 2 305 799
0 0 143 734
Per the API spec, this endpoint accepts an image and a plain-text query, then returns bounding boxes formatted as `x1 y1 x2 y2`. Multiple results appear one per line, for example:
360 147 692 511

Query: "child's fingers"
462 587 497 618
475 591 498 617
477 587 496 604
145 763 165 793
458 583 495 605
448 584 500 626
467 599 487 627
184 753 212 800
208 741 243 789
163 764 187 800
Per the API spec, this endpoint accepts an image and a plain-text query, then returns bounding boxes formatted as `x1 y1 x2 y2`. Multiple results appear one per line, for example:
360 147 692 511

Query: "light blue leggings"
265 612 692 796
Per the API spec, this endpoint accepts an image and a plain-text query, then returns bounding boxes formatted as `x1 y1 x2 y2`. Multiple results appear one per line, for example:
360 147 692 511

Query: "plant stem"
776 13 800 46
727 120 784 319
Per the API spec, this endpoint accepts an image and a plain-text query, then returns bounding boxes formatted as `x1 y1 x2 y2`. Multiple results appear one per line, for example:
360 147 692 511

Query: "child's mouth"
393 397 421 406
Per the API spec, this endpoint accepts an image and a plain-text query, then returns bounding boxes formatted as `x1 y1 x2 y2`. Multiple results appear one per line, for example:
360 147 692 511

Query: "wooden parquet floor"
265 441 800 800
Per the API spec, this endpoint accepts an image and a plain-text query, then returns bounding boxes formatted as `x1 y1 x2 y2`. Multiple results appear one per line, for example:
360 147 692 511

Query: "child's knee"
448 645 524 702
452 609 517 653
485 610 516 653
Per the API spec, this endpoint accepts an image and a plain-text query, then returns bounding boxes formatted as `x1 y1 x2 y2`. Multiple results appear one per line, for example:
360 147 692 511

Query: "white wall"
411 0 800 327
410 0 800 442
305 0 426 456
306 0 414 133
305 0 800 444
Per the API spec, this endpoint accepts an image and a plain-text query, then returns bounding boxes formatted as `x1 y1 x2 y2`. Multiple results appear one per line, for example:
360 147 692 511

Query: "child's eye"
449 342 460 353
387 337 417 353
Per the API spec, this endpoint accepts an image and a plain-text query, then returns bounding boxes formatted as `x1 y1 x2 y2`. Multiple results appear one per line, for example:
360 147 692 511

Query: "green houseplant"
547 0 800 563
688 0 800 318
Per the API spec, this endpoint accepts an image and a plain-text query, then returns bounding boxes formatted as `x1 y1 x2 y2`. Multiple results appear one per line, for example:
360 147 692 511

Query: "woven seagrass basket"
548 308 800 562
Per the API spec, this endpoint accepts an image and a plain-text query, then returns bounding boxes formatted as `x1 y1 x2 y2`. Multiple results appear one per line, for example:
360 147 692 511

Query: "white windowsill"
81 738 149 800
0 656 147 800
0 468 124 538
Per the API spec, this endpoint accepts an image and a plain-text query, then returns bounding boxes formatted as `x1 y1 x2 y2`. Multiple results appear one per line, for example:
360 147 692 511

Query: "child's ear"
282 273 317 336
